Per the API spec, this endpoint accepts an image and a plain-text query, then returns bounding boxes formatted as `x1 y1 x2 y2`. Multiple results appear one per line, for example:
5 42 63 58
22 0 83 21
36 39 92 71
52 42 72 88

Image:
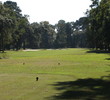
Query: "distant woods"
0 0 110 52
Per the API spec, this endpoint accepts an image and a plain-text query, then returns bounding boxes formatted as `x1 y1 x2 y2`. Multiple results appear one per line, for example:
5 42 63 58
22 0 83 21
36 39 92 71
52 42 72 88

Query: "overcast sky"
1 0 92 24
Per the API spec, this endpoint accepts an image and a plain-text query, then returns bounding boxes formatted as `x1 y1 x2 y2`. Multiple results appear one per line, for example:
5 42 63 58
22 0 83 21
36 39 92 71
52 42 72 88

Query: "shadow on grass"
105 58 110 60
86 50 110 54
48 75 110 100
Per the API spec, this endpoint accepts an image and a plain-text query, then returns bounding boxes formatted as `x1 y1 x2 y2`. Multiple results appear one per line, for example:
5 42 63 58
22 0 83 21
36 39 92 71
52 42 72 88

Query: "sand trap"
23 49 40 51
23 48 68 51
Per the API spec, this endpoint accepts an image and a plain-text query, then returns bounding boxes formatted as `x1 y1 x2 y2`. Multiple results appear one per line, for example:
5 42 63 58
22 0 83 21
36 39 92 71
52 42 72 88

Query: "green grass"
0 48 110 100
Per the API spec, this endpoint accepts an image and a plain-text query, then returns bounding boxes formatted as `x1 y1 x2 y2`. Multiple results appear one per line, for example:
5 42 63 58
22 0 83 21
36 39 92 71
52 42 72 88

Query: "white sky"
1 0 92 24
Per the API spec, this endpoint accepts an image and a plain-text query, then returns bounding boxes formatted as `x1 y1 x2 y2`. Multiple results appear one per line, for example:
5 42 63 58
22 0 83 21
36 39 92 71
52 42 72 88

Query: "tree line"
0 0 110 52
86 0 110 50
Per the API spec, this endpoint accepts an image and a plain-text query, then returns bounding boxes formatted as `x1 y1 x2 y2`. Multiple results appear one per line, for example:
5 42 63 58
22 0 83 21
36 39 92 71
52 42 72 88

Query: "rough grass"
0 48 110 100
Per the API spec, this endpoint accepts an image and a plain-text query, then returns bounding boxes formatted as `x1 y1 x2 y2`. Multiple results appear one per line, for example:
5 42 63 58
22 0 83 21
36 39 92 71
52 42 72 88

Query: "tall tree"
40 21 56 48
55 20 67 48
0 2 14 52
71 17 88 48
29 22 42 49
29 21 56 49
4 1 29 50
86 0 110 50
65 22 73 48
